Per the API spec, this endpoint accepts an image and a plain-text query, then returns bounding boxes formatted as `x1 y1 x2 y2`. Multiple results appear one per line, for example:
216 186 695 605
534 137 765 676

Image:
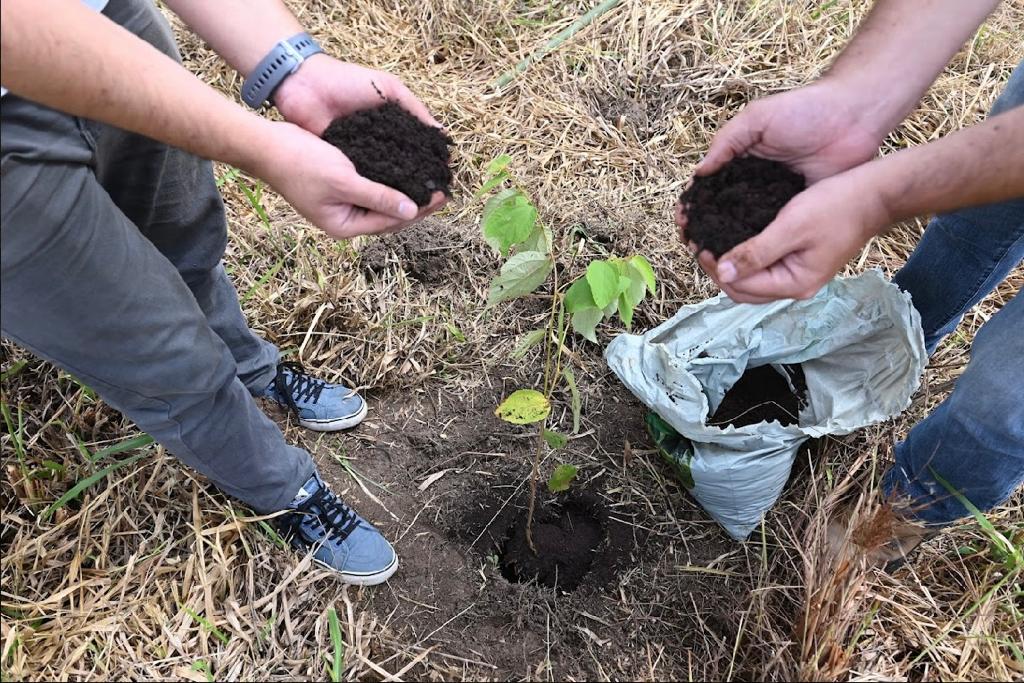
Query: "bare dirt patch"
358 219 471 284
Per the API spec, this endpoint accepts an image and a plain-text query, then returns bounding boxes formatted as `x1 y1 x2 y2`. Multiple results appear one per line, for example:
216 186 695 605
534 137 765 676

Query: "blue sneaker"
276 471 398 585
261 362 367 432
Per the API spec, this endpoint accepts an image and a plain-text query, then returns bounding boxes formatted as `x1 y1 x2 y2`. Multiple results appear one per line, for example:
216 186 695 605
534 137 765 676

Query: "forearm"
823 0 1001 139
861 106 1024 226
163 0 303 78
0 0 270 173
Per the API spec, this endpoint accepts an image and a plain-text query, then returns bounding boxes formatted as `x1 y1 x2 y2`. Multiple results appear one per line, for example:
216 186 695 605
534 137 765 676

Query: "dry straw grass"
3 0 1023 680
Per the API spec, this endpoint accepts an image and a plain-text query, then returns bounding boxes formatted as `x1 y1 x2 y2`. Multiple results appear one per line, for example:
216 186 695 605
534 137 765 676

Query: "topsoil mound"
680 156 805 257
322 101 453 207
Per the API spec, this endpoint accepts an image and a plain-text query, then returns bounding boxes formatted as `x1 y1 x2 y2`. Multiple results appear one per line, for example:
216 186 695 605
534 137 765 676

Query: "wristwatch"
241 32 324 109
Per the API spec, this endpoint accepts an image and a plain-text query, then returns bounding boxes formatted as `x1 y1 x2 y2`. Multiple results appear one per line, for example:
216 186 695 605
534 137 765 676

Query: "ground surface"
2 1 1022 681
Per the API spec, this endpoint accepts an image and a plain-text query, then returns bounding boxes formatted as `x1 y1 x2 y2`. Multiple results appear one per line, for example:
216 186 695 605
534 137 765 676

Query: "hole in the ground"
498 495 606 591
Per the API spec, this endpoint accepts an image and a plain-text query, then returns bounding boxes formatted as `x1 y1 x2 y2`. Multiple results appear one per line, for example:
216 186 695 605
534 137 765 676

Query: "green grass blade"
0 359 29 381
90 434 155 461
41 448 151 521
241 257 285 303
327 607 345 682
183 607 231 646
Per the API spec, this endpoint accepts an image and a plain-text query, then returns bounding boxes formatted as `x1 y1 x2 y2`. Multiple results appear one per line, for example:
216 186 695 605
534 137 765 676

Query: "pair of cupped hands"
269 55 893 305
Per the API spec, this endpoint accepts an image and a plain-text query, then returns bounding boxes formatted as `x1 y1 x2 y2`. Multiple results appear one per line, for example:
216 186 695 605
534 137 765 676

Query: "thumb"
716 217 800 284
341 174 419 221
696 106 763 176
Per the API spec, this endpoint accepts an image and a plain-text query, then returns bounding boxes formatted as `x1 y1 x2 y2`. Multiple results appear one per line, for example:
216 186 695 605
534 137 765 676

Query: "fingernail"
719 261 737 283
399 201 417 219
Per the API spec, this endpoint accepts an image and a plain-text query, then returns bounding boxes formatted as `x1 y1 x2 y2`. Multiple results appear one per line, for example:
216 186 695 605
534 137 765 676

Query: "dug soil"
709 364 807 428
291 374 743 679
321 101 453 207
680 156 805 257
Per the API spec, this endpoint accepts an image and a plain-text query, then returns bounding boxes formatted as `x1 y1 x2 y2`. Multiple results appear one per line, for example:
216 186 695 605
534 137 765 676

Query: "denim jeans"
885 62 1024 525
0 0 313 512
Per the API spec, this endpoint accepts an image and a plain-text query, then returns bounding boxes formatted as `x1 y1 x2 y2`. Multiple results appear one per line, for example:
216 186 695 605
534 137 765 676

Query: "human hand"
270 55 448 219
693 168 892 303
249 119 442 239
273 54 441 136
695 79 886 183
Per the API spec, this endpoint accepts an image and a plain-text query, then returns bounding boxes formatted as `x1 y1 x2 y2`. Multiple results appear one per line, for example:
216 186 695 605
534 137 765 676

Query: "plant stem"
525 421 545 554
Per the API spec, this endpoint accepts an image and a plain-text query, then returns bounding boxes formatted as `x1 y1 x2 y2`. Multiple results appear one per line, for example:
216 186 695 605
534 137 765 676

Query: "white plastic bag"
605 270 926 540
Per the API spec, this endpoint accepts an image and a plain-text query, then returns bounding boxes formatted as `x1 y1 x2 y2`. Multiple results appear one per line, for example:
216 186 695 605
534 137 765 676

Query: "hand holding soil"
248 119 428 239
697 168 893 303
695 80 884 183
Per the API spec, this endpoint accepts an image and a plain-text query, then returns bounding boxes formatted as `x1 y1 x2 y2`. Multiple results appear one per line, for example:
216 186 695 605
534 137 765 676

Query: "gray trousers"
0 0 313 512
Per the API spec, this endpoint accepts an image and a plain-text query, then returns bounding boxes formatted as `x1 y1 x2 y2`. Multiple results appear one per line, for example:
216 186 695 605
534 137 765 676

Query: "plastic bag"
605 270 926 540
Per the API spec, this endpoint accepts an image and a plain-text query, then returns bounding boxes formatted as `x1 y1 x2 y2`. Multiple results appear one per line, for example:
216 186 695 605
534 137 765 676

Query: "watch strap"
241 32 323 109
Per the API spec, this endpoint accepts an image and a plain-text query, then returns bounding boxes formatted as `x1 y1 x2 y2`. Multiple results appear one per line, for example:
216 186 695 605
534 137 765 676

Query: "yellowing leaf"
495 389 550 424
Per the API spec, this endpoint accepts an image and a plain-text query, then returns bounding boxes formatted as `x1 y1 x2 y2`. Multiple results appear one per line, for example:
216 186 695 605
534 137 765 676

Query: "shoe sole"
298 401 369 432
313 553 399 586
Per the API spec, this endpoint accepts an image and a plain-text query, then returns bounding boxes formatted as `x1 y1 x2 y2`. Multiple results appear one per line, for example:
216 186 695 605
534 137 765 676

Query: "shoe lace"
273 361 327 414
282 484 361 544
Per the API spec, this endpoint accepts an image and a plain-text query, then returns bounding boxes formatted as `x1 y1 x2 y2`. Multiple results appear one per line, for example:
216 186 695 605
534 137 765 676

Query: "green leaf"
547 464 578 493
617 275 632 295
628 255 657 294
618 291 635 328
564 278 596 313
495 389 551 424
624 268 647 308
445 323 466 343
486 251 552 306
543 429 568 449
511 328 547 360
482 189 538 257
519 223 553 255
571 306 603 343
327 607 345 683
475 171 509 198
486 154 512 176
586 261 619 308
563 367 581 433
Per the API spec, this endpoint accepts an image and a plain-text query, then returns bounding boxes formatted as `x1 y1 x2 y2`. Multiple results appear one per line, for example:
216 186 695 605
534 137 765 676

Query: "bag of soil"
605 270 926 540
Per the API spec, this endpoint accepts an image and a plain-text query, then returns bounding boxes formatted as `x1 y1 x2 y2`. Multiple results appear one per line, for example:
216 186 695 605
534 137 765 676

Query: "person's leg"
883 290 1024 524
0 96 311 514
893 61 1024 353
81 0 279 393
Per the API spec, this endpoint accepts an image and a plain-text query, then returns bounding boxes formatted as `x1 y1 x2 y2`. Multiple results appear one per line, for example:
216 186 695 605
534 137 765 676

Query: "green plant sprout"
481 155 655 552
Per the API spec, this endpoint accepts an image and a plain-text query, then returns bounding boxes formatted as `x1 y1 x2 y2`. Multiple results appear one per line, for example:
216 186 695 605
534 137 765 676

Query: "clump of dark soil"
499 494 605 591
322 101 453 207
709 364 807 428
680 156 805 257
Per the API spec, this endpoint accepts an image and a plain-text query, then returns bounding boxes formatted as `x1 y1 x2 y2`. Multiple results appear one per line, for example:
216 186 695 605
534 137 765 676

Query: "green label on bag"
646 412 695 489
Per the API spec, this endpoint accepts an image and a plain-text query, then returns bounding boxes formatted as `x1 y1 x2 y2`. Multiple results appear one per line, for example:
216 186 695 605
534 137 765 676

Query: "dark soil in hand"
499 492 608 591
321 101 453 207
680 157 805 257
709 364 807 428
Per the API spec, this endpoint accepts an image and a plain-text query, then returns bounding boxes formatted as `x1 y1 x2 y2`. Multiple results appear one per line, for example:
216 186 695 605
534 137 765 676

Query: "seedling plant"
479 155 656 552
